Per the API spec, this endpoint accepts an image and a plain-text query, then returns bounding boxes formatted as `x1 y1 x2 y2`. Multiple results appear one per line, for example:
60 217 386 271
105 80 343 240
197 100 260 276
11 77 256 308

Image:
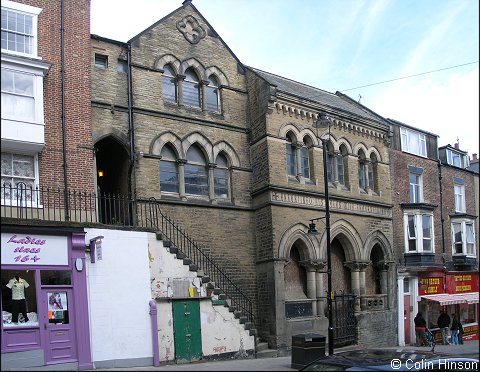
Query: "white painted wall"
85 228 153 365
148 234 254 361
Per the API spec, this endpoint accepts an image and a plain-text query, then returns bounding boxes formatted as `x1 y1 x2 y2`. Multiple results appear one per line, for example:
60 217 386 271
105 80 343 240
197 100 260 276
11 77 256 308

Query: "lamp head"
307 222 318 235
314 112 332 129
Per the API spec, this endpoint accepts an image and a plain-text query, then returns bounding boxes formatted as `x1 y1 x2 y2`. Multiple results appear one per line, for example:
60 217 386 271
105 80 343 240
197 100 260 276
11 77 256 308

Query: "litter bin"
291 333 326 369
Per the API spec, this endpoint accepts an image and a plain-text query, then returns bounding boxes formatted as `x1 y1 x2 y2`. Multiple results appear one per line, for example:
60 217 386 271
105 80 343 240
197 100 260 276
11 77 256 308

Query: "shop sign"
1 233 68 266
463 324 479 341
446 273 479 294
418 276 443 295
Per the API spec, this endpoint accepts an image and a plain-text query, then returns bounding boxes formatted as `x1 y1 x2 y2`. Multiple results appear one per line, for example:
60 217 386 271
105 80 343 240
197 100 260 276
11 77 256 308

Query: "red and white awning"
419 292 479 306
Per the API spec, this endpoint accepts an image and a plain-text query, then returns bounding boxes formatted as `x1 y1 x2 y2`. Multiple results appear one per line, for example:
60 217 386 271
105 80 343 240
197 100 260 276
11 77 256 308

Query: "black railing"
1 184 255 325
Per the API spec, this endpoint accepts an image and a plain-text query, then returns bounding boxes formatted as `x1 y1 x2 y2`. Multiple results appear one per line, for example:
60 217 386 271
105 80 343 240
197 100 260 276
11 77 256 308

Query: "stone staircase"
155 232 280 358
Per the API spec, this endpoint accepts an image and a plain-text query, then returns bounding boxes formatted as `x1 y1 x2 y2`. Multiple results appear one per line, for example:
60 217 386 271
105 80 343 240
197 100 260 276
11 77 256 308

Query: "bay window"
404 213 434 253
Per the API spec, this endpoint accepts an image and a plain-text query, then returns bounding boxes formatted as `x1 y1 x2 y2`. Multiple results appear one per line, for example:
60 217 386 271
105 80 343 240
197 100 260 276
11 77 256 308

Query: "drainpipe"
60 0 70 220
127 42 136 223
438 160 447 293
149 300 160 366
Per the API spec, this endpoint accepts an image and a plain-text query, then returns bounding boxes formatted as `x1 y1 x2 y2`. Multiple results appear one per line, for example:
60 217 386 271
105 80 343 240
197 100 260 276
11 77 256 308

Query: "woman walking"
450 314 460 345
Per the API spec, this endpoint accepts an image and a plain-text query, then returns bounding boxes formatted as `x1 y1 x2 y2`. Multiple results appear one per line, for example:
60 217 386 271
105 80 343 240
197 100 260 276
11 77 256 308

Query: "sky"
90 0 479 157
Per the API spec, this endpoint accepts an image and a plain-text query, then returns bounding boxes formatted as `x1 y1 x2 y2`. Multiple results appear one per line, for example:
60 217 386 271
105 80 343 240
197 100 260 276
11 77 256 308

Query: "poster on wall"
1 233 68 266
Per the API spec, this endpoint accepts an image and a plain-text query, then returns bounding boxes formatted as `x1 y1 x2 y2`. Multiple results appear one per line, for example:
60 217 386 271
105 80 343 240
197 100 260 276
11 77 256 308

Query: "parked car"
300 348 479 371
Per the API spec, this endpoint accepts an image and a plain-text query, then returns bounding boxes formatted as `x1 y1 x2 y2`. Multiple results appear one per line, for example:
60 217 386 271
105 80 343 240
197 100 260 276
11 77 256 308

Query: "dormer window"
400 127 427 157
447 148 469 168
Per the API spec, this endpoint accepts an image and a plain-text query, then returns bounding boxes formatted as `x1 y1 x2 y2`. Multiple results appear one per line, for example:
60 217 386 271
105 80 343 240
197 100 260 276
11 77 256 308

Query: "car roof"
301 348 458 370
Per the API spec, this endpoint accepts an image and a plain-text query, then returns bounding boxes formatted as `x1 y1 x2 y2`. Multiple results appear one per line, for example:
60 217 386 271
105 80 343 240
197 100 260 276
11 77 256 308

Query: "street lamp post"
309 112 334 356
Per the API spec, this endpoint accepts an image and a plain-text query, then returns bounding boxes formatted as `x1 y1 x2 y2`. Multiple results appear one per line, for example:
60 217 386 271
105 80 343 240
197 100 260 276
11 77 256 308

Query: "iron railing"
1 184 255 325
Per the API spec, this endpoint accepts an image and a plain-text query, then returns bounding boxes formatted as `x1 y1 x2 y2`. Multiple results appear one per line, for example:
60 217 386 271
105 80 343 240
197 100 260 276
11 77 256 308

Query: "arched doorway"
95 136 130 224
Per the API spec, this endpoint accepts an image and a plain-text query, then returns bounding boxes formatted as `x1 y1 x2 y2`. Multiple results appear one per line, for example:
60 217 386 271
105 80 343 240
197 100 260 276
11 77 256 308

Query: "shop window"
1 269 38 326
40 270 71 285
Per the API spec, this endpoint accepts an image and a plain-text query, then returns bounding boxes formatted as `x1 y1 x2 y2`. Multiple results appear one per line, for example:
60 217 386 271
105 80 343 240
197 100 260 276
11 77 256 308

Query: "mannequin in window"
6 273 30 324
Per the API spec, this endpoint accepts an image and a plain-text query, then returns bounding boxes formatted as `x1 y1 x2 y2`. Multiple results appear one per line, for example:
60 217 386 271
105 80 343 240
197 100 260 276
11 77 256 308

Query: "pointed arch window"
162 64 177 103
205 75 220 112
368 153 378 193
337 145 349 187
358 150 367 191
286 132 297 177
183 68 201 108
160 145 179 193
185 144 208 196
300 137 312 179
214 153 229 198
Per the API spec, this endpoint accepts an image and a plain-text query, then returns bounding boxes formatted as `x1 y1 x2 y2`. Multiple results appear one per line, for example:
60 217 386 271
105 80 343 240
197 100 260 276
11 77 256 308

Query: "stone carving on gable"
176 15 206 44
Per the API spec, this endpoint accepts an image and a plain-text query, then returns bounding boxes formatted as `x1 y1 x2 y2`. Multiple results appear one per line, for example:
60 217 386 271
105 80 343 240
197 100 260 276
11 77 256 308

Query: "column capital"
344 260 370 271
373 260 395 271
299 259 327 272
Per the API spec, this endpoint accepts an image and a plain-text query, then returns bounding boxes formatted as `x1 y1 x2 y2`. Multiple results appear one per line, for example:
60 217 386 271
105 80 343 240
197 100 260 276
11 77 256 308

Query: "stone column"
345 261 369 311
177 159 187 200
315 261 327 317
207 163 216 203
300 260 318 316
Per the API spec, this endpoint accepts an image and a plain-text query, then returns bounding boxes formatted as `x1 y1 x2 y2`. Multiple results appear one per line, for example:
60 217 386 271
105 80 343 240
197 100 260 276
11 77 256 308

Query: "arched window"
183 68 201 108
185 144 208 195
286 132 297 177
337 144 349 187
300 137 312 179
162 64 177 103
160 145 179 193
358 150 367 191
369 153 378 193
205 75 220 112
214 152 229 198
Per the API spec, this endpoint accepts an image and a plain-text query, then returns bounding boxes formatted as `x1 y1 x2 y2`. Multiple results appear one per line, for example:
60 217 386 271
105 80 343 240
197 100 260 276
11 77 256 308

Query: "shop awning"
419 292 479 306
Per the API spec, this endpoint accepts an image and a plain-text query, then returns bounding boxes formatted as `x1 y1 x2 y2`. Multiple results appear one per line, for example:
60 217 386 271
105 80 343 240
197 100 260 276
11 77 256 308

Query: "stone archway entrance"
95 136 130 224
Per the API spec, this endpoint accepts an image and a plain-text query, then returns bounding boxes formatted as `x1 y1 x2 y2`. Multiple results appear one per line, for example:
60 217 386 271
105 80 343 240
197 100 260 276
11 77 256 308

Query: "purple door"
42 288 77 364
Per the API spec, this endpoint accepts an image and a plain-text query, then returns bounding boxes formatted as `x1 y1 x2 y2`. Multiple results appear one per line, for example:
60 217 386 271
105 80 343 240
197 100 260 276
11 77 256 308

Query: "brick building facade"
388 119 479 346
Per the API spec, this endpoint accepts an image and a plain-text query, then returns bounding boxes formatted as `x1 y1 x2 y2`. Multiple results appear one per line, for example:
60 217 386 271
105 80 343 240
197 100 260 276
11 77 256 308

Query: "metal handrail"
1 184 255 325
140 197 255 325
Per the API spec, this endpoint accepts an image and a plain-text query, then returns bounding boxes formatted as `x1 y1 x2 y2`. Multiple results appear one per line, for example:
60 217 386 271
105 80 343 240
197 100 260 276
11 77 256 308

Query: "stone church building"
90 0 397 353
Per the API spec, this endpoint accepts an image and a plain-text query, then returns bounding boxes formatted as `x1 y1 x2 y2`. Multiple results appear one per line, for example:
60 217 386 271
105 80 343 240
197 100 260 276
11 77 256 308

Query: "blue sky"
91 0 479 157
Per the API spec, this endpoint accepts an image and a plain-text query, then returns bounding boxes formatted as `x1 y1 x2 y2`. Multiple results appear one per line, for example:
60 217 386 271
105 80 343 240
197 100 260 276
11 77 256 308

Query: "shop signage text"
446 273 479 294
418 276 443 295
1 233 68 266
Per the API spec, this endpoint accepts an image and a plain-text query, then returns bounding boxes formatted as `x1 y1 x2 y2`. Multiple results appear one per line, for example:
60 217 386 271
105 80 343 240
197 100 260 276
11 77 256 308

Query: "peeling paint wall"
147 234 254 361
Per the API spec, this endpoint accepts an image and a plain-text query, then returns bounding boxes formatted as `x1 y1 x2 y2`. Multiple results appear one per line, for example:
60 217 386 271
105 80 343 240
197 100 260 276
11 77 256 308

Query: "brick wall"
19 0 95 192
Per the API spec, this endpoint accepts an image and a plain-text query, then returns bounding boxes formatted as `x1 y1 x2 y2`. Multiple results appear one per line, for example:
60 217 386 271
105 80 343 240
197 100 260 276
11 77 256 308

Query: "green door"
172 299 202 363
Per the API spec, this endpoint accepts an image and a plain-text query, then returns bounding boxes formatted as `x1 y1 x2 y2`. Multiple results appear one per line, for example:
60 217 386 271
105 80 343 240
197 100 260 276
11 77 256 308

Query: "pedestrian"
458 321 464 345
450 314 460 345
414 312 427 346
437 310 451 345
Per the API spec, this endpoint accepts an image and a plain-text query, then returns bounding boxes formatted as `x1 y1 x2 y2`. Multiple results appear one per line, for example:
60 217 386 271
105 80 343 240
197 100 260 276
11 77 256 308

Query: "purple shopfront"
1 227 92 370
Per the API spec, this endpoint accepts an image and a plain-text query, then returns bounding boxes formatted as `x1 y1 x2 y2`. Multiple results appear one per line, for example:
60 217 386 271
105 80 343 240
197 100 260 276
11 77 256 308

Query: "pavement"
90 340 479 371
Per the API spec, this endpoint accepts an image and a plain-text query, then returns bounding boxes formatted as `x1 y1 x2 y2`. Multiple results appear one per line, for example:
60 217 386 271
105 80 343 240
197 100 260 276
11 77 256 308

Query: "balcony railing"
1 184 255 325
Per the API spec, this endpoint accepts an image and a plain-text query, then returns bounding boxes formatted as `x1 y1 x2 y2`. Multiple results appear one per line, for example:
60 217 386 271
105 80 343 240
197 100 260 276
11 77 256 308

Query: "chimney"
454 143 459 149
472 153 478 162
